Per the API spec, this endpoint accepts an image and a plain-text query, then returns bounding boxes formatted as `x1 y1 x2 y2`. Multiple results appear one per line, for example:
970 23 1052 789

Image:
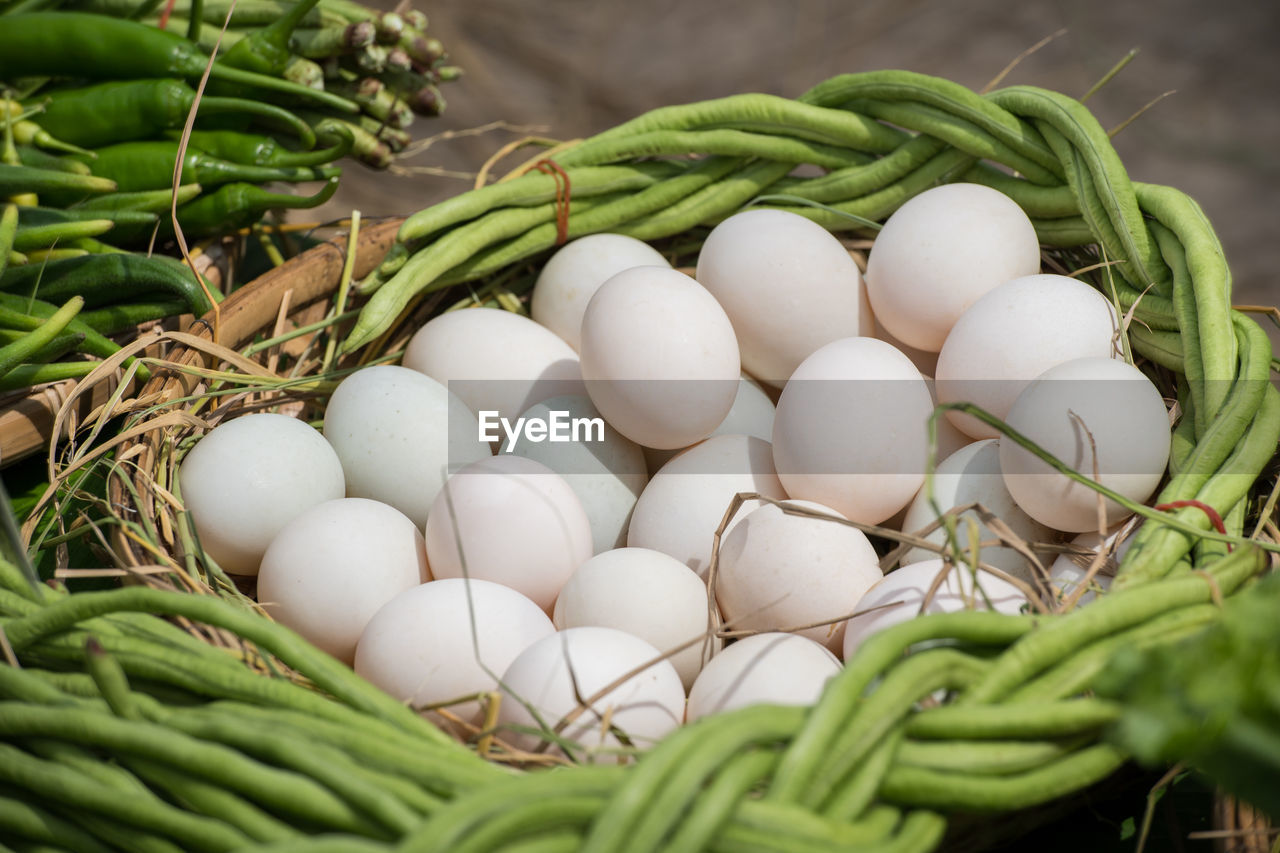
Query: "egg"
1049 525 1135 605
1000 357 1171 532
323 365 491 528
402 307 584 422
501 395 647 554
354 578 555 724
842 559 1028 660
686 632 840 722
627 434 787 577
531 233 671 351
771 337 934 524
899 440 1055 581
178 413 345 576
423 455 592 612
257 498 429 663
865 183 1041 351
715 500 882 653
553 547 719 689
936 274 1120 439
579 266 740 449
695 209 873 386
497 626 686 759
643 375 776 474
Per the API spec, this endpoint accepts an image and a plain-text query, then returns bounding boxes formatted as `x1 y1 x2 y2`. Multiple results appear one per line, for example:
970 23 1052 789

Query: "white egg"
643 375 776 474
501 395 647 554
937 275 1120 439
865 183 1041 351
627 434 787 578
423 455 592 612
497 627 686 759
695 209 873 386
402 307 584 423
686 633 840 722
772 337 934 524
323 365 490 528
579 266 740 449
258 498 429 663
531 234 671 351
923 374 976 462
899 440 1055 581
1000 357 1171 532
1049 526 1134 605
354 578 555 724
842 559 1028 660
716 501 882 654
179 413 345 576
553 547 719 689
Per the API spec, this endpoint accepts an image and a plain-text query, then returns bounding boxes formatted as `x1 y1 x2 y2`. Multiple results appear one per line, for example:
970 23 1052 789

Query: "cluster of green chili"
11 0 459 168
0 0 455 398
0 544 1268 852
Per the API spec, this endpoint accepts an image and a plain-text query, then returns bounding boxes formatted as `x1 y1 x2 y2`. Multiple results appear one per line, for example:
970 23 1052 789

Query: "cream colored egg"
258 498 429 664
179 413 345 576
531 234 671 351
354 578 554 724
865 183 1041 351
695 209 873 386
553 547 719 689
580 266 740 449
501 395 647 554
899 440 1054 581
1000 357 1170 532
498 627 686 759
643 375 776 474
323 365 490 528
424 455 592 612
686 632 840 722
627 434 787 577
716 500 881 653
842 559 1028 660
403 307 584 423
937 275 1120 439
772 337 933 524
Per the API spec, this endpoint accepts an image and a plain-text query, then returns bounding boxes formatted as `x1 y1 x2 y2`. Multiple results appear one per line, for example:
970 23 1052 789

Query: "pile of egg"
180 183 1170 760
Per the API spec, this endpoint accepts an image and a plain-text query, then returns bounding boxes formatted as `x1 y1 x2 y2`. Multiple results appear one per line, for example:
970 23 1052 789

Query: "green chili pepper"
172 176 338 235
0 164 116 197
16 205 159 233
178 125 353 168
30 80 316 150
76 140 340 193
0 253 214 316
14 145 93 176
12 219 116 251
74 184 203 214
0 13 359 115
11 119 94 157
219 0 320 76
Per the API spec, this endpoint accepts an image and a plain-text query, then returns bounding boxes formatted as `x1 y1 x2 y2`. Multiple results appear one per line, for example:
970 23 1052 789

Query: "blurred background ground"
311 0 1279 342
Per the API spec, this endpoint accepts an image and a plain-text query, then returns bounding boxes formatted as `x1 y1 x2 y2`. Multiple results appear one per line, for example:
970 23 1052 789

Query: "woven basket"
86 71 1278 851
